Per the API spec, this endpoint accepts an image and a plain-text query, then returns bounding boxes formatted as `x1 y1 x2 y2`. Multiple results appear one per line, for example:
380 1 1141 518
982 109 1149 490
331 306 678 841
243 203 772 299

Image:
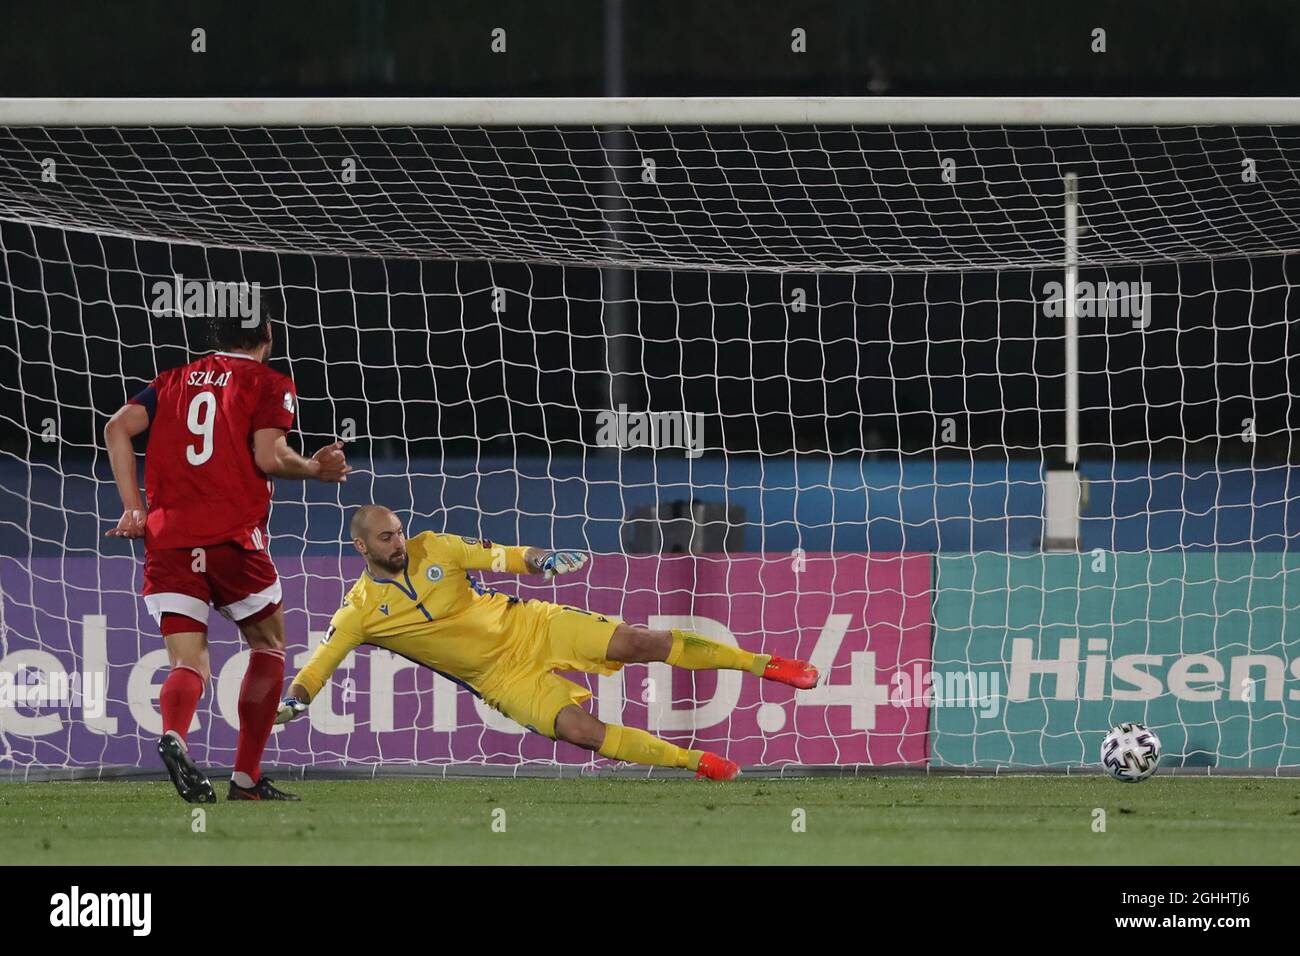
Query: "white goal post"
3 95 1300 127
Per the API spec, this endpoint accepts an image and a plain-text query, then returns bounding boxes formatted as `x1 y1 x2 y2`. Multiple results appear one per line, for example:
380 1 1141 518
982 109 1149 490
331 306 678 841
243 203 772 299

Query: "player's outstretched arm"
454 538 589 578
253 430 352 482
524 547 591 580
274 683 311 724
275 622 364 723
104 402 151 538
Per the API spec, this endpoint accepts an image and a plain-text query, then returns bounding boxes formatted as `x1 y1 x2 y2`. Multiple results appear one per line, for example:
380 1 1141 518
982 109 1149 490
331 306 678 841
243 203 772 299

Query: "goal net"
2 98 1300 777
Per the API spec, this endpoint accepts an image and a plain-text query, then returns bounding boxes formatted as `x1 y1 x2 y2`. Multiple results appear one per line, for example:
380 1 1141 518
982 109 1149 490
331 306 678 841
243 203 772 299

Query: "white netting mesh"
1 120 1298 775
3 125 1300 270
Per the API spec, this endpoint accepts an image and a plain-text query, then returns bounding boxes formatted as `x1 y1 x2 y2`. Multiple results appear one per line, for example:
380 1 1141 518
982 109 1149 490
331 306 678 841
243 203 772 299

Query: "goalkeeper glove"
537 550 590 580
275 697 309 725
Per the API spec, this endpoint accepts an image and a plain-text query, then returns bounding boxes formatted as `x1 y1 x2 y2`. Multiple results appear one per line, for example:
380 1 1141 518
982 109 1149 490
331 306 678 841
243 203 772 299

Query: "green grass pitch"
3 776 1299 865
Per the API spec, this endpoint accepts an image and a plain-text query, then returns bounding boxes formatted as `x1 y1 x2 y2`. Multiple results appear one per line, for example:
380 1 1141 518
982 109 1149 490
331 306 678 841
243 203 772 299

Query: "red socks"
160 650 284 783
233 648 285 784
159 666 204 740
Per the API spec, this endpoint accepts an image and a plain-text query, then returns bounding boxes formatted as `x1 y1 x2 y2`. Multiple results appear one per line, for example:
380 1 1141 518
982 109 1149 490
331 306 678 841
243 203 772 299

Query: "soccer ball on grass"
1101 722 1161 783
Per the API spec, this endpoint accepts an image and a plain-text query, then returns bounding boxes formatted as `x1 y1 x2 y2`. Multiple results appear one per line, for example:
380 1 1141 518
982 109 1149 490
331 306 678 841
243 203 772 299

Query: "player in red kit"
104 315 351 802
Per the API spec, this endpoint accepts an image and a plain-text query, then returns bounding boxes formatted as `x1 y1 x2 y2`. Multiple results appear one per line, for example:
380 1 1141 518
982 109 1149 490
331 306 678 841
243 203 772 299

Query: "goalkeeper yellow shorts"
481 600 623 738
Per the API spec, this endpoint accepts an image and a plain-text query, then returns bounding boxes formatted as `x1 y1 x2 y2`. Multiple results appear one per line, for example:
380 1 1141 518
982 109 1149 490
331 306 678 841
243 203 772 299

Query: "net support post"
1063 171 1080 467
1045 172 1082 552
1043 469 1084 552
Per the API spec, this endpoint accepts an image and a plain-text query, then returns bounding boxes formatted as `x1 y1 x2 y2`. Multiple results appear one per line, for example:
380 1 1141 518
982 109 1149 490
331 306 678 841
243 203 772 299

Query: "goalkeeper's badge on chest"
426 564 445 583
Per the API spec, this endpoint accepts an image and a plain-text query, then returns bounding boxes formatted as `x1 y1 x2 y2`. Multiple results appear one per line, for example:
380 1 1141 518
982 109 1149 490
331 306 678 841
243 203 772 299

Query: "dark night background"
2 1 1300 554
2 1 1298 98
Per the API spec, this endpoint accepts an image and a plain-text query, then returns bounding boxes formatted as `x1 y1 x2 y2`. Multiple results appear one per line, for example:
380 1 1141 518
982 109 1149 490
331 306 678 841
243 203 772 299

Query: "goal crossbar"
3 96 1300 127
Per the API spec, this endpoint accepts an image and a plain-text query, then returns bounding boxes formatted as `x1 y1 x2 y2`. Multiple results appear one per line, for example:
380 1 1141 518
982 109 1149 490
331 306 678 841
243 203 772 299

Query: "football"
1101 722 1162 783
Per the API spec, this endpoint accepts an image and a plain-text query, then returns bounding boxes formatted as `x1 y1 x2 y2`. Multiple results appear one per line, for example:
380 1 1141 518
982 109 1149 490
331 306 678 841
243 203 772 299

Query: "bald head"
349 505 408 575
350 504 395 540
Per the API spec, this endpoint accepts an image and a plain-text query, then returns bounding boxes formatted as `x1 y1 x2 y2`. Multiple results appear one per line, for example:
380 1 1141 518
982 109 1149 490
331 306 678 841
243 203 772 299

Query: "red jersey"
129 351 298 551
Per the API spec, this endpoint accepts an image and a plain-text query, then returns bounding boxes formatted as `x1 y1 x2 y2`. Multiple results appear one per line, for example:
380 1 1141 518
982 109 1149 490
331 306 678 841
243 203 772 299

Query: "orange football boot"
763 655 820 689
695 752 741 781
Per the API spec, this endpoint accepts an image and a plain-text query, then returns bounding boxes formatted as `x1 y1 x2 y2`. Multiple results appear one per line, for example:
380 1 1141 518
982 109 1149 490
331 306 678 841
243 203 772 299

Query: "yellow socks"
667 628 769 676
598 724 702 771
592 629 771 773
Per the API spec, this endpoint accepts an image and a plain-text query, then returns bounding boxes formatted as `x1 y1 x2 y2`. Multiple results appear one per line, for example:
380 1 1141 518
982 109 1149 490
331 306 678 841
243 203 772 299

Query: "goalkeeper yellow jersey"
292 531 533 699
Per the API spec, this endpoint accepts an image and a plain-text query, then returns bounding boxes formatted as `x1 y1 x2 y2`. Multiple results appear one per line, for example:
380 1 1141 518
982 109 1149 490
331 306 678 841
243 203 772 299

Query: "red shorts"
142 542 282 628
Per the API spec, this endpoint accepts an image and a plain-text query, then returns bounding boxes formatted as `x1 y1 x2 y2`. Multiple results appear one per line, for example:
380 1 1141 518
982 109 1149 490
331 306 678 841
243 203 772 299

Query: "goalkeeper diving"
278 505 819 779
